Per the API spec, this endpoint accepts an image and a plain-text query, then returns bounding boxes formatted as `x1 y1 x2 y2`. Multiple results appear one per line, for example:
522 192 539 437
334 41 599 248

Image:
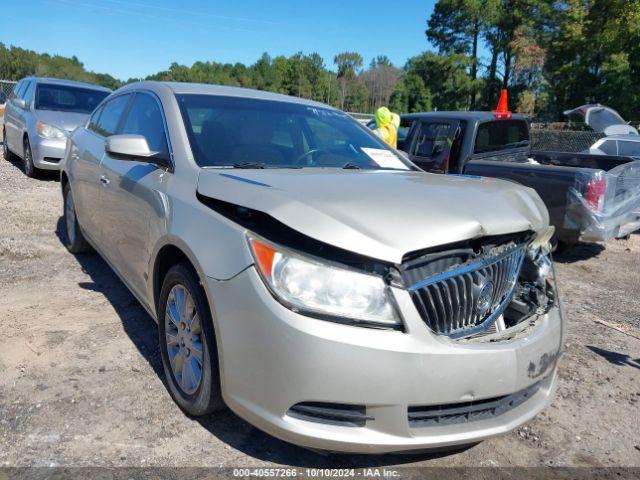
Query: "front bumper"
206 267 562 454
31 136 66 171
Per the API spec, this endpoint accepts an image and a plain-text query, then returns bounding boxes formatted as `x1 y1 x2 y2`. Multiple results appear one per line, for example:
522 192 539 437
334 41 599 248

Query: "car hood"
197 169 549 264
35 110 90 133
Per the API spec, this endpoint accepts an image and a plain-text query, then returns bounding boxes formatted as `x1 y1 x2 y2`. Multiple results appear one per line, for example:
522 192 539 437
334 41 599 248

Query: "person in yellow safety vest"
391 112 400 131
373 106 398 149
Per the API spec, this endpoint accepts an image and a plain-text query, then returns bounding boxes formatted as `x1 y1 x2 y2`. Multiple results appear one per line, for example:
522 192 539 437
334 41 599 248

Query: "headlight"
527 247 552 284
527 226 555 283
36 121 66 140
247 234 400 328
529 225 555 256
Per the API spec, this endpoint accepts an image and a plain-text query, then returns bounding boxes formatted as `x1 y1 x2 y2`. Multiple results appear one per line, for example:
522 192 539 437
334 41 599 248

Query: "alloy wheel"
165 284 204 395
24 141 34 176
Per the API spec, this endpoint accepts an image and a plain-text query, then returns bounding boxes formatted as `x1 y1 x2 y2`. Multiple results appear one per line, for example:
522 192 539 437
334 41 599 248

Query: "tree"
401 52 477 111
538 0 640 119
0 43 124 89
427 0 497 108
390 73 432 113
6 0 640 123
359 56 402 111
334 52 363 110
333 52 363 78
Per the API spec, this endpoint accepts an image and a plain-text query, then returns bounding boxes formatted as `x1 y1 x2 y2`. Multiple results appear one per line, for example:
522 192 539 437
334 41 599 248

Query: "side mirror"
105 134 171 169
12 98 27 110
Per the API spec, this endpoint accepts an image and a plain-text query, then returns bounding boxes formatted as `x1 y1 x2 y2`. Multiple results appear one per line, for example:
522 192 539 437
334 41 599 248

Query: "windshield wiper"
342 162 361 170
231 162 303 169
233 162 266 169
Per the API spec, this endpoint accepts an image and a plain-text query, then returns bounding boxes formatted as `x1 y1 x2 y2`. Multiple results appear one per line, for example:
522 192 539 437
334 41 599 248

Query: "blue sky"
1 0 437 80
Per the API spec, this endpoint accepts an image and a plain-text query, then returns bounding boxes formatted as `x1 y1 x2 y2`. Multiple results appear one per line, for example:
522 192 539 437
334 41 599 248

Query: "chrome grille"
408 243 526 338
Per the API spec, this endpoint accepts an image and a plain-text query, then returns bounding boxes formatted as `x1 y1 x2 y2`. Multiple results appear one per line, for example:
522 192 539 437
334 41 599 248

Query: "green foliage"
397 52 479 112
333 52 363 79
418 0 640 120
390 73 432 113
3 0 639 121
427 0 485 55
0 43 122 90
145 52 340 106
542 0 640 119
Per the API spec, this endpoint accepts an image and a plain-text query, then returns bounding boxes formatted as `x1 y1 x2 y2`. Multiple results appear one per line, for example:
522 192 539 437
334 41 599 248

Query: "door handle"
99 175 110 186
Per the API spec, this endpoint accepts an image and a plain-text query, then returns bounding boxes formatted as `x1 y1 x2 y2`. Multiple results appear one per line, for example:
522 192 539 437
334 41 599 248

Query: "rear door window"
94 94 131 137
474 120 529 154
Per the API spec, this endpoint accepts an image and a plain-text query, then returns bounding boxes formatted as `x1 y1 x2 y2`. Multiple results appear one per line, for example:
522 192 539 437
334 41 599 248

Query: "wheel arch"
151 239 209 316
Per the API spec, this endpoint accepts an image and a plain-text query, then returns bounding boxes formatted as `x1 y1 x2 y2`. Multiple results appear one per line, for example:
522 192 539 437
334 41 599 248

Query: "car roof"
117 81 332 109
401 111 529 122
21 76 112 92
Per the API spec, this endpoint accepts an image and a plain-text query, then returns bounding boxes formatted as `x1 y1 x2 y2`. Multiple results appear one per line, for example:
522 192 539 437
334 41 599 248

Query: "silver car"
2 77 111 177
60 81 563 454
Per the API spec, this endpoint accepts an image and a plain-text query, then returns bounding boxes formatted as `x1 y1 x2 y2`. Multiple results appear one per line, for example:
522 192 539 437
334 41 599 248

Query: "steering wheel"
293 146 347 166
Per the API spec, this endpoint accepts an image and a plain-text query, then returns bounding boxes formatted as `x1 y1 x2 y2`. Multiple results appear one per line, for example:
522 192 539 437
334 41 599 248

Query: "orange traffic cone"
492 89 511 118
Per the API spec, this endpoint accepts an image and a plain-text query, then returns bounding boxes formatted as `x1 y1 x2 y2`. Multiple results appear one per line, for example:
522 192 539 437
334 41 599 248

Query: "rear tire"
23 137 38 178
62 183 93 253
158 263 224 416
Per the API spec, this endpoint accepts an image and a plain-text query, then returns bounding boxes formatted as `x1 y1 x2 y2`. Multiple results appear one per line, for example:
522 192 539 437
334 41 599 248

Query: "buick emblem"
476 281 495 316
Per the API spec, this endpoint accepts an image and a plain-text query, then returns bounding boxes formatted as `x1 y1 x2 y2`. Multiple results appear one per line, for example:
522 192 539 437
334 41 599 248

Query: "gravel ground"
0 153 639 469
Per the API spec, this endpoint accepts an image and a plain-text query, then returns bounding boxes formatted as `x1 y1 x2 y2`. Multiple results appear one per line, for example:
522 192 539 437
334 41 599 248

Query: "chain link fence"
0 80 15 142
530 127 604 153
0 79 17 100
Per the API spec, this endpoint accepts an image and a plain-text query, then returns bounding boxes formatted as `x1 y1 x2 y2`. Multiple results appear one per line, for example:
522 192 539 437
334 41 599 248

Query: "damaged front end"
199 192 561 342
396 228 561 342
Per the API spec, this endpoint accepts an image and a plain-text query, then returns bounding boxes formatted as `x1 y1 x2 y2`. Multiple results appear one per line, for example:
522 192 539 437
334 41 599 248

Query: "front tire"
158 263 224 416
23 137 38 178
62 183 92 253
2 128 15 161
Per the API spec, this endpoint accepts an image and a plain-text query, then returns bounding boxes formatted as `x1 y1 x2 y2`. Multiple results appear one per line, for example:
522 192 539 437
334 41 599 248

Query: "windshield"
176 94 411 170
35 84 110 114
474 120 529 154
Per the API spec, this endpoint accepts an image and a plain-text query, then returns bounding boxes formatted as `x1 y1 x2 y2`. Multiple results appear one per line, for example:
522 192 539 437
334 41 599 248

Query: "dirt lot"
0 153 639 469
